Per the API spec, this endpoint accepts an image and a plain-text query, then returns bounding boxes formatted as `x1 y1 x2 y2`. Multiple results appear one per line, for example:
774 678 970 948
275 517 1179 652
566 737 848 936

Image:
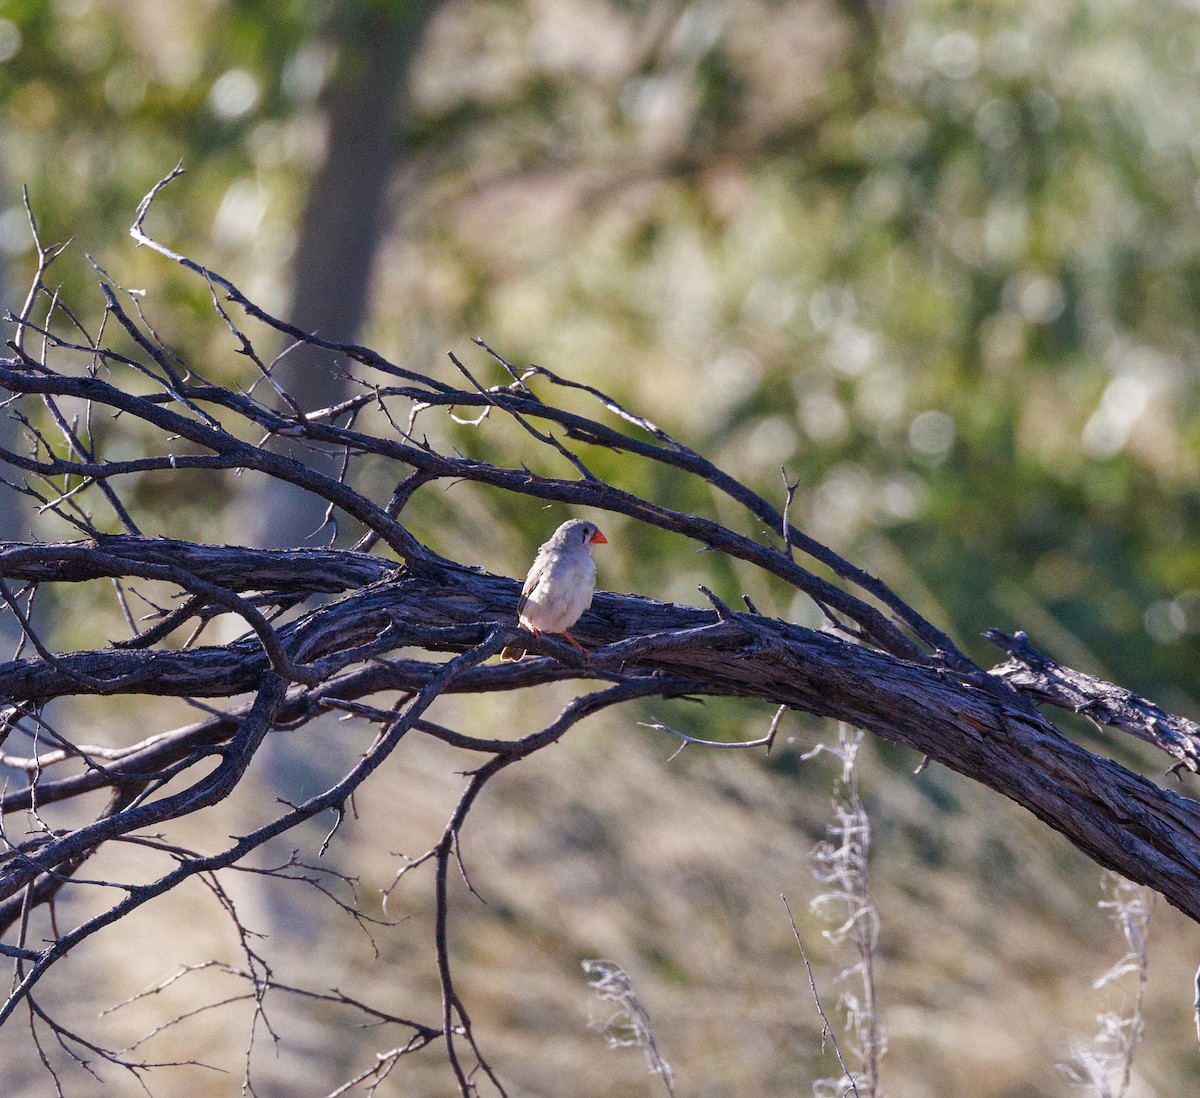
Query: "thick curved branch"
4 556 1200 921
0 537 390 593
986 629 1200 774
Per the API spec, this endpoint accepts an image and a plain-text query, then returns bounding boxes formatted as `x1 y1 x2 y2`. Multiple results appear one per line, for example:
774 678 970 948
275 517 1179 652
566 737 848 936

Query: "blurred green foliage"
0 0 321 341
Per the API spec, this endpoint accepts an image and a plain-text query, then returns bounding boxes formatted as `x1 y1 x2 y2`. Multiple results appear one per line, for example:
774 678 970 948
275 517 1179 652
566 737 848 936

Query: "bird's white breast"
519 547 596 633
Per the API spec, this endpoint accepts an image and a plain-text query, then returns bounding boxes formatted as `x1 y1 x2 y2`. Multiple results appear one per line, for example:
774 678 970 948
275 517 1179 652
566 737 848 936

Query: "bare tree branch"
2 170 1200 1093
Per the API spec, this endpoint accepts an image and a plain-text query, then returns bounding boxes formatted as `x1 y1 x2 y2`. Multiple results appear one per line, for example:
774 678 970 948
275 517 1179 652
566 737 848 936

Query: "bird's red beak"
590 529 608 544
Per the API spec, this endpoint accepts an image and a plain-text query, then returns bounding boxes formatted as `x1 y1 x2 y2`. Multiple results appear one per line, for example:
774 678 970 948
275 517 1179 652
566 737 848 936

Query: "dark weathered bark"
4 536 1200 919
987 628 1200 772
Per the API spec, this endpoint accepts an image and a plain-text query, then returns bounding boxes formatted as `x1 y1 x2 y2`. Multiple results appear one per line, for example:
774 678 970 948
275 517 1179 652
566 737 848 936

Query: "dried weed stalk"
810 724 886 1098
582 959 675 1097
1060 873 1153 1097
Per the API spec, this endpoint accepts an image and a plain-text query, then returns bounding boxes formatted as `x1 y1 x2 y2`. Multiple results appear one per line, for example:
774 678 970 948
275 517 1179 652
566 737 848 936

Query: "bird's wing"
516 549 551 616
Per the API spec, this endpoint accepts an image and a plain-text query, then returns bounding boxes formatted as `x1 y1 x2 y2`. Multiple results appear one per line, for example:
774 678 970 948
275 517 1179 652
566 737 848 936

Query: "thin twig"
781 894 860 1098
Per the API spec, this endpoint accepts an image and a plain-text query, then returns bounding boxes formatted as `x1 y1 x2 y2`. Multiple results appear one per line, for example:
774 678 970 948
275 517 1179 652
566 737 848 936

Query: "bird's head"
555 519 608 550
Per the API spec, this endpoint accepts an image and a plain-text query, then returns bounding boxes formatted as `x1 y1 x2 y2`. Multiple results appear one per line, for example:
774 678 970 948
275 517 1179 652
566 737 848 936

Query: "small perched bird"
500 519 608 661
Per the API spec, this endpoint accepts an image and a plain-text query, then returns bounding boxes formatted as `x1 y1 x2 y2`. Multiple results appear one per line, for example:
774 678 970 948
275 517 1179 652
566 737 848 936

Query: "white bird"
500 519 608 661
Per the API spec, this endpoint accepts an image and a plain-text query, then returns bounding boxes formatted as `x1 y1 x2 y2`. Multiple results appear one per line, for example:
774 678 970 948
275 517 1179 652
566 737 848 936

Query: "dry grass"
1060 874 1154 1097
